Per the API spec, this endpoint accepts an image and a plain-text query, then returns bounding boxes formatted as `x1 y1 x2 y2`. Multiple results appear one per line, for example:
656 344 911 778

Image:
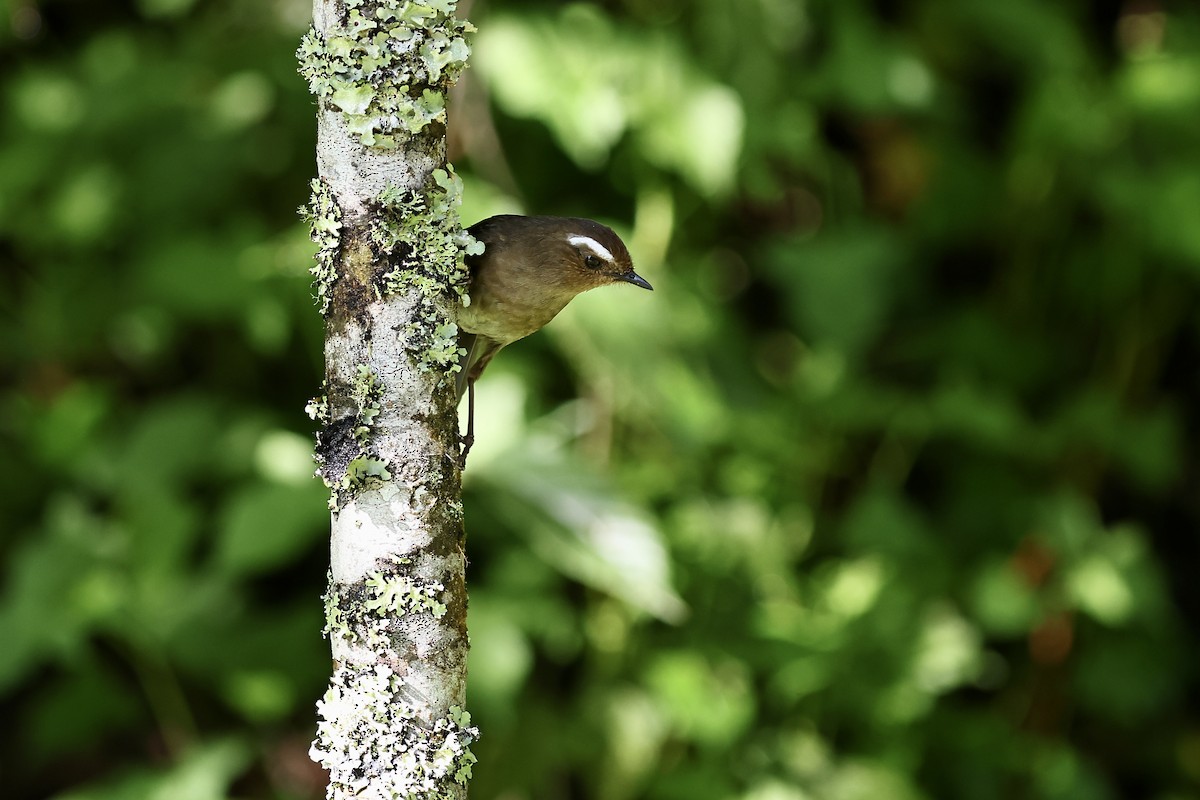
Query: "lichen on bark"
312 664 478 800
370 167 482 372
299 1 477 798
302 178 343 315
298 0 473 149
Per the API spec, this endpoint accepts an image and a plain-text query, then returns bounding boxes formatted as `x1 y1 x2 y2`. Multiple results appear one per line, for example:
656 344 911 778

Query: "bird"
454 214 653 466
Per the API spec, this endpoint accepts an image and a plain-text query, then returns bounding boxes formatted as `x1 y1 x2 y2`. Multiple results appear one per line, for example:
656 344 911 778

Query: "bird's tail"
455 331 476 403
455 332 503 404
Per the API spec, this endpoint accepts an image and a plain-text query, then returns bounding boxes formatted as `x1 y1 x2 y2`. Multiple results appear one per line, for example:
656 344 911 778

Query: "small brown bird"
455 215 652 465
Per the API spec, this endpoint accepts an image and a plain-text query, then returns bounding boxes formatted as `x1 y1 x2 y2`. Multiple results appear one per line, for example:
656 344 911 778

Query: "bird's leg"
458 379 475 469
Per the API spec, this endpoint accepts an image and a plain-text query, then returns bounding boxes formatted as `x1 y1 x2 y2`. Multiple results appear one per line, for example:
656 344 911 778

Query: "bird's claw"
457 432 474 470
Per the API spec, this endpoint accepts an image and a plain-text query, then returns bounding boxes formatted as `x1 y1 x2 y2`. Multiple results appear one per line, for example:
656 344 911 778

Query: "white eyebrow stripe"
568 235 615 262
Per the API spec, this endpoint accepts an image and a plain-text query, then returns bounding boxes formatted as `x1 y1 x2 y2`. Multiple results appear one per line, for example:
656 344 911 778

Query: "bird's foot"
457 432 474 470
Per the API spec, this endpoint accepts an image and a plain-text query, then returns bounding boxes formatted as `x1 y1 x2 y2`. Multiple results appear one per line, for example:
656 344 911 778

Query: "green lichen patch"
330 455 392 509
306 384 330 423
372 166 483 373
314 365 392 510
300 178 342 314
315 435 391 511
312 663 479 799
365 569 448 619
323 561 449 649
297 0 473 148
350 364 383 444
322 572 352 643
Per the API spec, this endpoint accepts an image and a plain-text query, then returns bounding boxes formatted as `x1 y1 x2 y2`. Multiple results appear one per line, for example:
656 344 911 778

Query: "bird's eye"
583 254 603 270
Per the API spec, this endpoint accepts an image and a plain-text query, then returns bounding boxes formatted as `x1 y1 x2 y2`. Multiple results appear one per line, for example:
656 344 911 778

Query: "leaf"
214 483 326 575
480 447 687 622
50 740 251 800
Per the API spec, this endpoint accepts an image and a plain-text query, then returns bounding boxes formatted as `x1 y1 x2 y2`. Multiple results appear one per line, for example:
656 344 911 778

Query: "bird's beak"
619 271 653 291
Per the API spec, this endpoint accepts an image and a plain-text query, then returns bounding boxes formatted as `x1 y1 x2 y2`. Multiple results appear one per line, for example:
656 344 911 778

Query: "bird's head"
456 216 652 466
465 214 654 303
555 217 653 293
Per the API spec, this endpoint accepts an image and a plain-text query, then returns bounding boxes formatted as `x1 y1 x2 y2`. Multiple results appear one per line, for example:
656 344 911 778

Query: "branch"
297 2 479 797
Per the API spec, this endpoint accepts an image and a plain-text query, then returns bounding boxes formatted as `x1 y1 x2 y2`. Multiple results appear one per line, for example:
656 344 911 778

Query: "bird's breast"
456 293 570 346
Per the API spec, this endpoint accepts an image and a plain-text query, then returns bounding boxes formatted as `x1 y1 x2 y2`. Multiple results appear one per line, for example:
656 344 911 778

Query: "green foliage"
3 1 1200 800
474 4 743 194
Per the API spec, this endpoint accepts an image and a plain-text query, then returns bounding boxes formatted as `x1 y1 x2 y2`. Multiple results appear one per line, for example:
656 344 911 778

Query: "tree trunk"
297 2 479 798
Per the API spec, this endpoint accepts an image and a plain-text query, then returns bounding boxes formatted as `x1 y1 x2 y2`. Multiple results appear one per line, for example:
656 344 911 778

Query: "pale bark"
299 2 477 798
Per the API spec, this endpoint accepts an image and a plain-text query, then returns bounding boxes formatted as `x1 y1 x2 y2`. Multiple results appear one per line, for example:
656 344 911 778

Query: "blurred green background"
3 0 1200 798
